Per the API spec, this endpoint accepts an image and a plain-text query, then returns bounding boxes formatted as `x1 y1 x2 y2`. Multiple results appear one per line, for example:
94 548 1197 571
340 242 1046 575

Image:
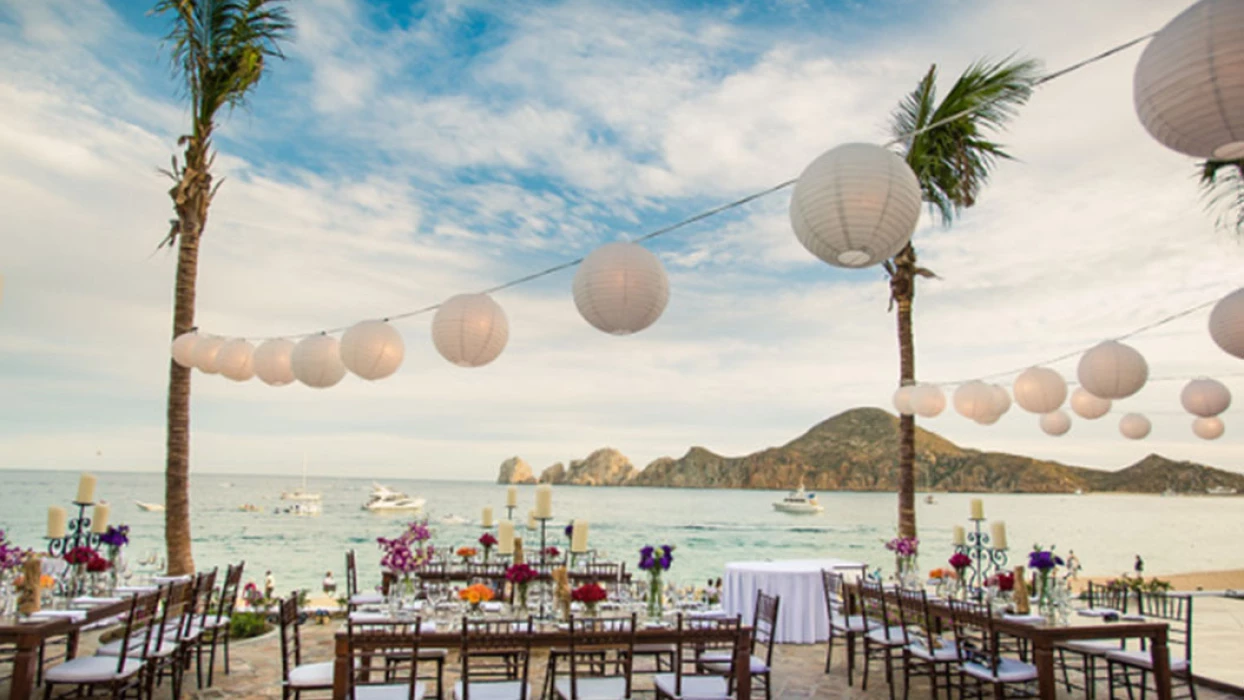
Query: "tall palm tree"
155 0 292 575
1199 159 1244 232
885 58 1040 539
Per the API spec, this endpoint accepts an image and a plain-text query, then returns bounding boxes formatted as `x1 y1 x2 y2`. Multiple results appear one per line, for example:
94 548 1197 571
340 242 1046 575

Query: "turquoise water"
2 470 1242 595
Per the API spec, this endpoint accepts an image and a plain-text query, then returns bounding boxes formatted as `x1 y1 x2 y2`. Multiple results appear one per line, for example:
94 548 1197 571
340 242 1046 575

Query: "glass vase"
516 583 530 616
1036 572 1056 622
646 572 663 619
897 557 921 590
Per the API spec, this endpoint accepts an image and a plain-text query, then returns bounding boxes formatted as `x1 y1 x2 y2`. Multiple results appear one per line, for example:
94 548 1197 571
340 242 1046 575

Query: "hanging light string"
224 32 1156 343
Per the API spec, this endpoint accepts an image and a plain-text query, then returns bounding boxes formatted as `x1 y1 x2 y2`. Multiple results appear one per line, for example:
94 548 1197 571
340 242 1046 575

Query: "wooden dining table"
1 597 133 700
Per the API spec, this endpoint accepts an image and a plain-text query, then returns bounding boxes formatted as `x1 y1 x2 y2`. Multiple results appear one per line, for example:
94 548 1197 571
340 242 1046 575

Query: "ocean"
2 470 1240 595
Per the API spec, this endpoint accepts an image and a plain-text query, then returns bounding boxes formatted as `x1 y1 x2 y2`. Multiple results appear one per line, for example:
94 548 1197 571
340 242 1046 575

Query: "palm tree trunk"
891 245 918 539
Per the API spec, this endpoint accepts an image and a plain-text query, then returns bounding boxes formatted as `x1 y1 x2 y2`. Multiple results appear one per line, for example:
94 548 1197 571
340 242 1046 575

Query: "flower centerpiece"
0 530 30 615
457 546 478 564
458 583 495 615
947 552 972 598
478 533 498 563
98 525 129 593
885 536 919 589
928 567 956 598
505 563 538 612
638 544 674 618
1028 545 1065 619
544 546 561 561
378 520 433 602
571 582 607 616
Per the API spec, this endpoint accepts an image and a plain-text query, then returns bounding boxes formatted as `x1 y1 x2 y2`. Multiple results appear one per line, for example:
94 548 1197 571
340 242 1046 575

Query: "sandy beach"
1074 568 1244 593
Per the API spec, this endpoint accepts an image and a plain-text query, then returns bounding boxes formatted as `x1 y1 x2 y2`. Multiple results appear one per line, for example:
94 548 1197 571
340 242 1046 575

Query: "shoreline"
1073 568 1244 593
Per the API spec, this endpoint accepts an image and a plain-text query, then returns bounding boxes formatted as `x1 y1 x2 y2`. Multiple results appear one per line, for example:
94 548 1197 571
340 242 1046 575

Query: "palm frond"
1200 159 1244 233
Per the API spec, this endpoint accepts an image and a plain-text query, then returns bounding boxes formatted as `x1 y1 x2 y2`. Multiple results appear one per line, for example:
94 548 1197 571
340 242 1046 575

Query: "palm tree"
885 58 1040 538
155 0 292 575
1199 159 1244 232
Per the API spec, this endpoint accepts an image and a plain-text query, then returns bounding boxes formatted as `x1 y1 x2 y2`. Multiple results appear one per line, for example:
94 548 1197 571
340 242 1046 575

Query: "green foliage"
1199 159 1244 233
1105 574 1173 593
229 611 270 639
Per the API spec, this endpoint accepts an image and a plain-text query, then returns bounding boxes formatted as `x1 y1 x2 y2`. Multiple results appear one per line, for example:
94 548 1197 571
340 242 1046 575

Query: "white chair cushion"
45 656 145 684
352 592 385 605
1105 649 1190 672
203 615 230 629
95 638 179 659
652 673 730 700
698 650 769 674
354 681 426 700
907 638 960 662
452 680 531 700
288 661 335 688
830 613 871 632
961 657 1038 683
1060 640 1123 655
866 625 906 646
554 676 629 700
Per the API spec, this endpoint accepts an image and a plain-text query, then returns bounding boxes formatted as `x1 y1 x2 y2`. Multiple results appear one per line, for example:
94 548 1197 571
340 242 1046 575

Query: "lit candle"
534 484 553 519
570 519 589 554
76 473 97 504
91 503 111 534
481 507 494 528
498 521 515 555
952 525 965 546
506 486 518 508
991 521 1008 550
527 510 537 530
970 498 984 520
47 506 67 539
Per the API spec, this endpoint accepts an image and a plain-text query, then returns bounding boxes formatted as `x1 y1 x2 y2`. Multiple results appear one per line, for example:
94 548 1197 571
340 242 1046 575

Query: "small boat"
238 504 262 513
282 502 321 517
440 513 469 525
135 501 165 512
362 484 426 512
772 482 824 514
281 455 322 502
924 494 937 504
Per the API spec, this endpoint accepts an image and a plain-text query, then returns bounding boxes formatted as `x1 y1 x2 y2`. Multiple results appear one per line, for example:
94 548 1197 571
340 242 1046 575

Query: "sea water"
1 469 1240 596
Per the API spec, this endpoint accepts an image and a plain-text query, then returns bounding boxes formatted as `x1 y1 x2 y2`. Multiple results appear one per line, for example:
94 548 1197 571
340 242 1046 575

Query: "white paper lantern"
1040 410 1072 437
572 242 669 335
976 412 1001 426
1180 377 1232 417
1077 340 1149 400
171 332 199 368
191 335 225 374
1012 367 1067 414
432 294 509 367
1134 0 1244 159
1193 416 1225 440
1070 387 1112 420
341 320 405 379
216 339 255 382
254 339 296 386
953 381 995 422
789 142 922 268
988 385 1012 419
291 334 346 389
1119 413 1152 440
910 384 946 418
1209 287 1244 359
892 385 915 416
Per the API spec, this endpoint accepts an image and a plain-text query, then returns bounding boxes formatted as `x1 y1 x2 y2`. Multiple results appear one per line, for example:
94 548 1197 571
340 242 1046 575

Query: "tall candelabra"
46 502 100 558
536 515 552 620
952 517 1008 601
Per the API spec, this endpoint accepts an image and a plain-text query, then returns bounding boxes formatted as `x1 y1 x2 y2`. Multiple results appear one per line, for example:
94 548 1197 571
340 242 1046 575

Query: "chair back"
192 567 218 631
457 617 535 700
670 614 743 697
1135 592 1193 664
278 595 305 682
1086 581 1129 613
857 579 895 630
155 580 194 652
213 561 245 623
947 599 1002 676
467 562 507 588
111 590 162 674
895 587 938 648
346 618 423 700
563 614 636 699
751 590 780 666
346 550 359 597
579 561 621 584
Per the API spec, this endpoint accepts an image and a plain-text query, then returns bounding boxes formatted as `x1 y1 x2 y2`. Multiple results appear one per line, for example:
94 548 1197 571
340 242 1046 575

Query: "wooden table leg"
10 636 40 700
736 627 752 700
1151 628 1172 700
1032 639 1056 700
333 632 350 700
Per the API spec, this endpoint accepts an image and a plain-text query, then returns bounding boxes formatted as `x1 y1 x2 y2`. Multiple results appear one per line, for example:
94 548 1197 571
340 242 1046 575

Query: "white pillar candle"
969 498 984 520
952 525 965 547
534 484 553 519
570 519 589 554
991 521 1008 550
91 503 111 534
47 506 67 539
498 521 515 555
76 473 97 504
506 486 518 508
527 510 537 530
481 506 494 528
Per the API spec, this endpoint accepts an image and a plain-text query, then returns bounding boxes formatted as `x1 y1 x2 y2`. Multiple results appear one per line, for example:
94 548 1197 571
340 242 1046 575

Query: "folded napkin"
30 610 88 622
348 613 437 631
480 601 503 613
689 609 729 619
1121 614 1146 622
115 585 158 594
72 596 123 607
1002 613 1046 623
1077 608 1119 617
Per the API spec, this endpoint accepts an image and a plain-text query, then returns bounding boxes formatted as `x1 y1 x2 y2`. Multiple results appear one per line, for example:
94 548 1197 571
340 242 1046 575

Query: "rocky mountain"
498 407 1244 494
496 457 536 484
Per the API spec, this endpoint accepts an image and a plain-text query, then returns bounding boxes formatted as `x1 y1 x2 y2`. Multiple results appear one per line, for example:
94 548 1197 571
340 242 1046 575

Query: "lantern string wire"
219 32 1155 343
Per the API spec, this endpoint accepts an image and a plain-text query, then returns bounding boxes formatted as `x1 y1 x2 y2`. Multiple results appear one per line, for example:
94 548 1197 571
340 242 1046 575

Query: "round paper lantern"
953 381 995 422
432 294 509 367
1119 413 1152 440
976 412 1001 426
341 320 405 379
216 339 255 382
1134 0 1244 159
892 385 915 416
254 339 296 386
191 335 225 374
171 331 199 368
1012 367 1067 414
1193 416 1225 440
1209 287 1244 359
1077 341 1149 400
1180 377 1232 417
1040 410 1072 437
789 143 922 268
1070 387 1112 420
291 334 346 389
572 242 669 335
910 384 946 418
988 385 1012 420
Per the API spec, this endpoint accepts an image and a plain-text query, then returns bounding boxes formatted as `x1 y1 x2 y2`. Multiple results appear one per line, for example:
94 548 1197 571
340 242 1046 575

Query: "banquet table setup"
722 558 866 643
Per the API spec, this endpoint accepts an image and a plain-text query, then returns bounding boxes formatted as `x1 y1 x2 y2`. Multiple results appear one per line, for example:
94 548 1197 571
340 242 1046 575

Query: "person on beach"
1134 554 1144 574
264 570 275 599
1067 550 1081 579
323 571 336 595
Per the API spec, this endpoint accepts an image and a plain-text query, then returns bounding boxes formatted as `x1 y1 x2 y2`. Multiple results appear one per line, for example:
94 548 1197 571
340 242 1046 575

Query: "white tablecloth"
722 558 865 644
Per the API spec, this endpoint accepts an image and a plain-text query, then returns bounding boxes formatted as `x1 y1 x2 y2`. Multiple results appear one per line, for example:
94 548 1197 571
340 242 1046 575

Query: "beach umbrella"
1039 410 1072 436
254 339 297 386
892 385 915 415
789 143 922 269
1012 367 1067 414
191 335 226 375
910 384 946 418
1119 413 1152 440
216 338 255 382
1209 287 1244 359
291 334 346 388
1180 378 1232 417
341 320 405 379
171 331 199 368
1070 387 1112 420
432 293 509 366
1134 0 1244 159
1077 340 1149 400
572 242 668 335
953 381 995 422
1193 416 1225 440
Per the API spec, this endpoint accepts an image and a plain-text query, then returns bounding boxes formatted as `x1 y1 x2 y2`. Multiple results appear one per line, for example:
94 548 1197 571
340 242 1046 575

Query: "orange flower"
40 574 55 588
457 583 495 603
456 547 478 558
929 568 945 579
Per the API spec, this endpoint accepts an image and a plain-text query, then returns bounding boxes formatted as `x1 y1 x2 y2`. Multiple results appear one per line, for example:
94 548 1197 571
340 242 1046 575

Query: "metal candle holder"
536 515 552 620
952 517 1008 602
46 501 101 558
506 505 515 522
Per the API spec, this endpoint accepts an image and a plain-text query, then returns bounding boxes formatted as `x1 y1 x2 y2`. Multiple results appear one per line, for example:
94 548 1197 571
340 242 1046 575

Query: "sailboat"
281 455 322 503
920 467 937 504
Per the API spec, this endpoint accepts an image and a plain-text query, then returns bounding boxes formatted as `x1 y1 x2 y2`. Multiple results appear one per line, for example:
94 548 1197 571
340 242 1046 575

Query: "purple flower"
0 530 29 572
885 536 919 558
638 544 674 572
99 525 129 548
565 524 574 538
1028 547 1062 572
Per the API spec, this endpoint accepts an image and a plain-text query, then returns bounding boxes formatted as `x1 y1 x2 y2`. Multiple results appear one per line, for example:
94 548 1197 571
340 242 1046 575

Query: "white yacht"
281 455 322 502
772 483 824 514
135 501 165 512
362 483 426 512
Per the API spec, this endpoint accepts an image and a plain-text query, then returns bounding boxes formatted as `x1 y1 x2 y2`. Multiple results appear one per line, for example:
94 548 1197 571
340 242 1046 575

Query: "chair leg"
207 631 220 686
884 647 896 700
846 634 856 686
825 629 835 673
861 639 871 690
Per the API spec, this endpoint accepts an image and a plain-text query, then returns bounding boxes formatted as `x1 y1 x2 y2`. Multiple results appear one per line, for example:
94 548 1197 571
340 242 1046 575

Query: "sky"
1 0 1241 481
